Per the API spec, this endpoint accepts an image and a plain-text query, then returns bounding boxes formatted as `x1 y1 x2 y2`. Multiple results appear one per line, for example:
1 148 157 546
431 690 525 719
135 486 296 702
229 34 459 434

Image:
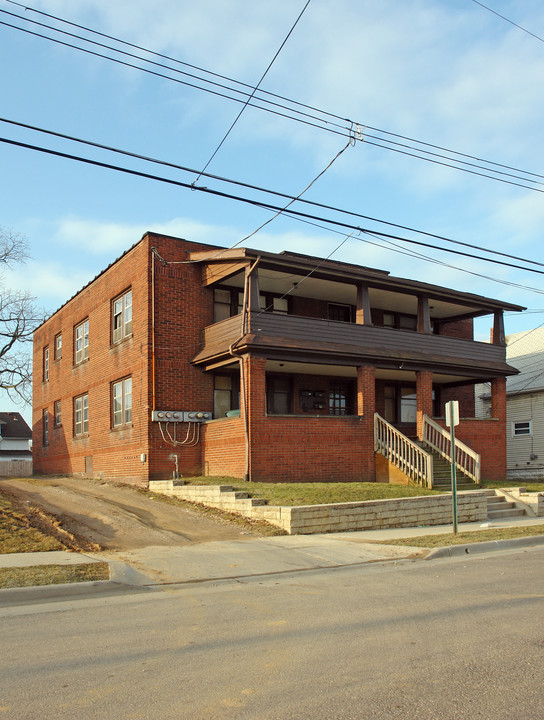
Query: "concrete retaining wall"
148 481 488 535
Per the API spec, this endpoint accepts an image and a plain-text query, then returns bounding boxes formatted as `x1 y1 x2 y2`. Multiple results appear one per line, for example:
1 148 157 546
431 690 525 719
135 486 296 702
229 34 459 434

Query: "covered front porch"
201 356 508 483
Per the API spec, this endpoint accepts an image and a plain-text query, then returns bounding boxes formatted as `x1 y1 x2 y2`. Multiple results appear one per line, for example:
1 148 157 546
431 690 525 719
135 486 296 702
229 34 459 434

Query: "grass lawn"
379 524 544 548
182 477 443 506
480 479 544 492
0 563 110 589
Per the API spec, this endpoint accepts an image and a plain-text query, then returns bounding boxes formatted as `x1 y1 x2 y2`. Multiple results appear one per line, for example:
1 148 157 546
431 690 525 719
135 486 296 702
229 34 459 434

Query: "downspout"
228 257 260 482
151 248 157 411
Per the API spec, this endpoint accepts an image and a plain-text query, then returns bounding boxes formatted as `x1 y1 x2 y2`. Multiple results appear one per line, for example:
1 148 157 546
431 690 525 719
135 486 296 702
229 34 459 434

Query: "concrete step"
488 507 527 520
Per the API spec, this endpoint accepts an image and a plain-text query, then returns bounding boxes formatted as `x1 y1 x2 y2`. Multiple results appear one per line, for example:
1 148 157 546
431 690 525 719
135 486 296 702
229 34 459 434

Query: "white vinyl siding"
506 393 544 470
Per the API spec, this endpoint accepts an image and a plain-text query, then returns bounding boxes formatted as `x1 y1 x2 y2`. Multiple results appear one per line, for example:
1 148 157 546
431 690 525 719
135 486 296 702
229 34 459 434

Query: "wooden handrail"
374 413 434 488
422 415 480 483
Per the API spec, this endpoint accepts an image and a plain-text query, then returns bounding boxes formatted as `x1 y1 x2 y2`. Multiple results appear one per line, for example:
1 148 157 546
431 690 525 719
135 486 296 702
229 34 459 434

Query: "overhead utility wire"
471 0 544 44
3 133 544 282
193 0 311 182
2 7 544 191
6 0 544 184
4 115 544 272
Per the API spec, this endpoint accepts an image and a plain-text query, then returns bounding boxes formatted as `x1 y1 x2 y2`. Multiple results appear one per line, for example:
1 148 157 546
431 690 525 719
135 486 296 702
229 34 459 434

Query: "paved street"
1 546 543 719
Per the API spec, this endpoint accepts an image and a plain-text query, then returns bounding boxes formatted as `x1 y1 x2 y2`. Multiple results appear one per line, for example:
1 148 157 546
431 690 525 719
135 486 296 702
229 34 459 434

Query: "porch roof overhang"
192 313 519 381
189 247 525 322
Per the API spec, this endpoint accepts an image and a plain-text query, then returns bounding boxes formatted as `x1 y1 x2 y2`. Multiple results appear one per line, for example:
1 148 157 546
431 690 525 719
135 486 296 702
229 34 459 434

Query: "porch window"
383 384 419 424
213 288 244 322
213 374 240 418
328 303 353 323
329 382 352 415
383 312 417 331
267 376 292 414
260 293 289 314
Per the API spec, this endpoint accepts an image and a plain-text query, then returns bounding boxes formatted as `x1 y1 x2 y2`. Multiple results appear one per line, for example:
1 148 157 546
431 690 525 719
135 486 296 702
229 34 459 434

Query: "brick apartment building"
32 232 523 485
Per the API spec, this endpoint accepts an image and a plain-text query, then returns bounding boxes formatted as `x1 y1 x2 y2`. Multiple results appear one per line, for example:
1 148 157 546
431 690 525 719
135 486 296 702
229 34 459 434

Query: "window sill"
110 424 133 432
111 334 133 348
73 358 89 368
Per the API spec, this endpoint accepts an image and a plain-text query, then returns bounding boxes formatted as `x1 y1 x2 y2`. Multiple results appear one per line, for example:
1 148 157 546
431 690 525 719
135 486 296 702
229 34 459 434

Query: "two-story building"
32 232 523 485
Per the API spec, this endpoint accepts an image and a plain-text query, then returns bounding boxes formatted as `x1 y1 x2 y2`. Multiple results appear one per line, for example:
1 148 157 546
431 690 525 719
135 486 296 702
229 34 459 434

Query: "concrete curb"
426 534 544 559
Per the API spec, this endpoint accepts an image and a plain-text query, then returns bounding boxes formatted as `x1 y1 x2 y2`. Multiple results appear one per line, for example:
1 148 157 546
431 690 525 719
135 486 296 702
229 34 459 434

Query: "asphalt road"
1 547 543 719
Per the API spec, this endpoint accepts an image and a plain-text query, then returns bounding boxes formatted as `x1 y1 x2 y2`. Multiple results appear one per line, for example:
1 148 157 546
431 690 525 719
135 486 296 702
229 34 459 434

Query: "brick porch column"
242 354 266 422
491 377 506 422
357 365 375 416
416 370 433 440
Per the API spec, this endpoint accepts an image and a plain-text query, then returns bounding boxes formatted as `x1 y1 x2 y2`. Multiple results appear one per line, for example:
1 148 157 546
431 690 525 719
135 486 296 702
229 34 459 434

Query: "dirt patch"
0 476 273 552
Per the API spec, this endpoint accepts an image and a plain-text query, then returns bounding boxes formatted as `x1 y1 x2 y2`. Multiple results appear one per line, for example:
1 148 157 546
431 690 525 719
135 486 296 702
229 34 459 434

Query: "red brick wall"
32 233 220 484
247 415 376 483
33 240 152 483
438 317 473 340
433 418 505 481
202 417 247 478
439 383 476 418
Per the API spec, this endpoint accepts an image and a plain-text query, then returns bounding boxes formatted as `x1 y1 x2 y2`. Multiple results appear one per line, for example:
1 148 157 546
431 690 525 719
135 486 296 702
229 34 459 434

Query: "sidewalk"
2 515 543 588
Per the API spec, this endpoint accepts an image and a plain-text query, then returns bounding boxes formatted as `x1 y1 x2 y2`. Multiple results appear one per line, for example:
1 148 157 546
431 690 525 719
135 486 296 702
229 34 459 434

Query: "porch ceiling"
265 360 479 385
208 267 504 321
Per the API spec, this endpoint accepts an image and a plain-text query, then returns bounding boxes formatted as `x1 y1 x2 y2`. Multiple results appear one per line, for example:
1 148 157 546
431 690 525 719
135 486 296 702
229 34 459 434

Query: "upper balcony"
189 246 524 380
192 311 515 380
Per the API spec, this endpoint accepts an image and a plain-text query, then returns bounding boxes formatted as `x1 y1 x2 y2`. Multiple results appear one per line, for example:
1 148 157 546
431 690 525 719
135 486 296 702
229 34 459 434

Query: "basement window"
512 421 532 437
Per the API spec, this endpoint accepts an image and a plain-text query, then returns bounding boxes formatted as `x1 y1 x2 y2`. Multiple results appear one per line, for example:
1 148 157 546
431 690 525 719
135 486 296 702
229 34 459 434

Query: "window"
74 320 89 364
513 421 532 437
43 347 49 382
54 333 62 360
329 382 353 415
112 377 132 427
267 376 292 414
42 409 49 446
112 290 132 343
260 293 289 314
328 303 353 323
213 288 244 323
213 374 240 418
383 312 417 331
74 394 89 436
54 400 61 428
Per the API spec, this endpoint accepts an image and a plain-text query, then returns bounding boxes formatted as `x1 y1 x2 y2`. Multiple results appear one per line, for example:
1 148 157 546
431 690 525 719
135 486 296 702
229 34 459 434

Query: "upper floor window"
112 377 132 427
112 290 132 344
43 347 49 382
260 293 289 315
54 333 62 360
213 288 243 323
74 393 89 436
383 312 417 331
42 409 49 446
74 320 89 364
328 303 353 323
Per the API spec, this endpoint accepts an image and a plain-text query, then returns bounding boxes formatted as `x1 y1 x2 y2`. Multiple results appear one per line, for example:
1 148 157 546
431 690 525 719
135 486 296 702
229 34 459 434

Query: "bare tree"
0 227 44 404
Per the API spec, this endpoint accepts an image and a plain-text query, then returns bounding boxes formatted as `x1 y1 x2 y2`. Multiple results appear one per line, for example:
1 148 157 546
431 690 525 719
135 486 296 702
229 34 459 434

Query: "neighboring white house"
477 327 544 481
0 412 33 477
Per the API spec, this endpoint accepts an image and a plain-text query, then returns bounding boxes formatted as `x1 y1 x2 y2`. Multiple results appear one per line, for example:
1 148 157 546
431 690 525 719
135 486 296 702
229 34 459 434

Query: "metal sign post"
445 400 459 534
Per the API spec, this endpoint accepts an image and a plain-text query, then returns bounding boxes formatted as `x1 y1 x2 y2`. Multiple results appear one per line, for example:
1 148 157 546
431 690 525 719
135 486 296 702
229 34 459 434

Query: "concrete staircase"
418 446 478 491
481 489 527 520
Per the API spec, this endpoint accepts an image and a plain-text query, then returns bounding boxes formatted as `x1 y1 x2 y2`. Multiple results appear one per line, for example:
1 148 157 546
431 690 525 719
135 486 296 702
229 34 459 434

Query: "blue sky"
2 0 544 422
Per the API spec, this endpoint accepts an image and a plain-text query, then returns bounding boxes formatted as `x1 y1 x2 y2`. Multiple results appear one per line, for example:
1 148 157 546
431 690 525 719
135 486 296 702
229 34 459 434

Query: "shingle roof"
0 412 32 439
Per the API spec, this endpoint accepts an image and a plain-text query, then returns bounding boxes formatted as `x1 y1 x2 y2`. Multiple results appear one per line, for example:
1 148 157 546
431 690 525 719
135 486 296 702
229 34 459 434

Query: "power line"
193 0 311 182
3 4 544 192
3 115 544 273
471 0 544 44
3 133 544 287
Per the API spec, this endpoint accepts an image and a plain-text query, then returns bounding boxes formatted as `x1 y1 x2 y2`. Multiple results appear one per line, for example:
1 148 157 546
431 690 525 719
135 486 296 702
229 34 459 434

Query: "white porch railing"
422 414 480 484
374 413 433 488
